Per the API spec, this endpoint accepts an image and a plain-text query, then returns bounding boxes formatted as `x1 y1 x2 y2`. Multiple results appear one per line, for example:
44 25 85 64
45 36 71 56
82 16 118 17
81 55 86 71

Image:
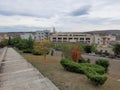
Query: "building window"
53 37 56 39
69 38 72 40
80 38 84 40
63 38 67 40
86 38 90 40
74 38 78 40
58 38 62 40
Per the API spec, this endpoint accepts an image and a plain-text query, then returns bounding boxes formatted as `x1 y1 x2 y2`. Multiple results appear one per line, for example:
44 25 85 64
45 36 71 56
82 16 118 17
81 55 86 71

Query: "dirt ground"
22 52 120 90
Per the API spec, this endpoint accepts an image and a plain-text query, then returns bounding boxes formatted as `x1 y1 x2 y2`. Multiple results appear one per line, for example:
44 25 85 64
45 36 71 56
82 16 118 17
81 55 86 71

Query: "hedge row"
60 58 107 85
23 49 49 55
23 49 41 55
23 49 33 53
96 59 110 72
85 68 107 85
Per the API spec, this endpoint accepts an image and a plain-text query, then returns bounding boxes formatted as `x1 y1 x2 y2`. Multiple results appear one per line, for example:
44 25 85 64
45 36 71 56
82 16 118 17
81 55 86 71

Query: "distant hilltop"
84 30 120 40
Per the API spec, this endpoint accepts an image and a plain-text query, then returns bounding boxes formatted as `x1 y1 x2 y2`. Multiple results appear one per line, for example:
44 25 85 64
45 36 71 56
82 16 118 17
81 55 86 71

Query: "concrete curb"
0 47 7 66
0 48 59 90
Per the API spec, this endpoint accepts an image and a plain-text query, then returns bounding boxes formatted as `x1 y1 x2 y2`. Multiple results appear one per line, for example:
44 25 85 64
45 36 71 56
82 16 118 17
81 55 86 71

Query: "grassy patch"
20 51 120 90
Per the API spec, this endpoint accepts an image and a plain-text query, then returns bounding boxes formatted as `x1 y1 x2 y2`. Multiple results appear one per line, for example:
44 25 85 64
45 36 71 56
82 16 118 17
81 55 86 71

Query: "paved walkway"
0 48 3 55
0 48 59 90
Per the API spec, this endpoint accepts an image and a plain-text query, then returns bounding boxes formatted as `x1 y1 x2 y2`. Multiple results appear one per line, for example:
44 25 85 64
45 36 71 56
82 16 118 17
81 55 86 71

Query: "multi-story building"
94 35 116 45
6 32 35 39
50 32 94 44
0 34 9 42
20 33 35 40
94 35 116 54
35 30 50 40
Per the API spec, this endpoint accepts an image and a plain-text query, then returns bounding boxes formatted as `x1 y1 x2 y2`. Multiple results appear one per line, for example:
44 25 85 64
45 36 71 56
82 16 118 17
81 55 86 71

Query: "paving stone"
0 48 59 90
1 78 59 90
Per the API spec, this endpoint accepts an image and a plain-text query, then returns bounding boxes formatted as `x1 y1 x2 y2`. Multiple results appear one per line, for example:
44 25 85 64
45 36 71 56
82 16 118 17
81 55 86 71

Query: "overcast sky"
0 0 120 32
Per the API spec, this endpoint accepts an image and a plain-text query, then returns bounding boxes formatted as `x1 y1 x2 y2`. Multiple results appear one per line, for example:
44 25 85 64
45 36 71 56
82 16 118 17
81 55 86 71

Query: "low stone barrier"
0 47 7 67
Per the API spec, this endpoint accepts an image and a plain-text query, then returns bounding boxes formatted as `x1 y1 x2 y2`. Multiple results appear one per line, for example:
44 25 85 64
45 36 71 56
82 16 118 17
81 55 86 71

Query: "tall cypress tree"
27 35 34 49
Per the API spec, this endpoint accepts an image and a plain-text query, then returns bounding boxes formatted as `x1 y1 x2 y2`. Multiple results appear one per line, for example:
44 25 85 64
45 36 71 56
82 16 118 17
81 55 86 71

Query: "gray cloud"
70 5 91 16
0 0 120 32
0 0 63 18
0 25 52 32
60 17 110 25
0 9 52 18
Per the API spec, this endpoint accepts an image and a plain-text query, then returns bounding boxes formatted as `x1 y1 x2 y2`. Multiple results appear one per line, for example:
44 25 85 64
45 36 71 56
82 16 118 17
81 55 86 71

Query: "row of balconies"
52 40 91 43
52 37 91 40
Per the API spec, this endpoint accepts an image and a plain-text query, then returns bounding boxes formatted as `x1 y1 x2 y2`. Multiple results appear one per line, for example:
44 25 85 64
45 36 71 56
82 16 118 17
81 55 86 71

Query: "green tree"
16 39 28 50
84 45 92 53
113 43 120 55
84 45 97 53
62 44 73 59
33 40 51 60
10 36 34 50
42 40 51 60
33 41 42 54
0 39 8 48
8 36 12 46
11 36 21 47
27 35 34 49
91 44 97 53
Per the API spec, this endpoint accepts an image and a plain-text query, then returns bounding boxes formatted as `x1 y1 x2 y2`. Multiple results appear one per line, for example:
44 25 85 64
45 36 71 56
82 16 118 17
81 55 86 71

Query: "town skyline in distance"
0 25 120 33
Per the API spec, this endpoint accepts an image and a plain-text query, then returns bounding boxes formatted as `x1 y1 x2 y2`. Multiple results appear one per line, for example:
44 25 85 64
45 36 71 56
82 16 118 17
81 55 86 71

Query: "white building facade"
0 34 9 42
94 35 116 54
35 30 50 40
20 33 35 40
94 35 116 45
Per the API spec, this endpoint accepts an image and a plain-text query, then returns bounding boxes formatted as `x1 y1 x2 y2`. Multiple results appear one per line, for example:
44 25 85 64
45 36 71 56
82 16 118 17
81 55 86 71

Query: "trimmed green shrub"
79 57 91 63
61 58 107 85
51 50 54 56
96 59 110 72
46 51 49 55
61 58 85 74
32 50 42 55
61 59 105 74
78 57 86 63
23 49 33 53
86 58 91 63
82 63 105 74
85 69 107 85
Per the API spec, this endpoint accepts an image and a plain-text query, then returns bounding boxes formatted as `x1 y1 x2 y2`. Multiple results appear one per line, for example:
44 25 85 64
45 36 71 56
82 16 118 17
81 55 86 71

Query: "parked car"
117 55 120 58
108 55 116 59
55 48 61 51
89 52 96 56
100 54 106 57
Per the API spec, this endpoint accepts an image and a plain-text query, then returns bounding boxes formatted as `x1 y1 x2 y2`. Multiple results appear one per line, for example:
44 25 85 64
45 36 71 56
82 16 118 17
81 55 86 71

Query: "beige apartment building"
50 32 94 44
